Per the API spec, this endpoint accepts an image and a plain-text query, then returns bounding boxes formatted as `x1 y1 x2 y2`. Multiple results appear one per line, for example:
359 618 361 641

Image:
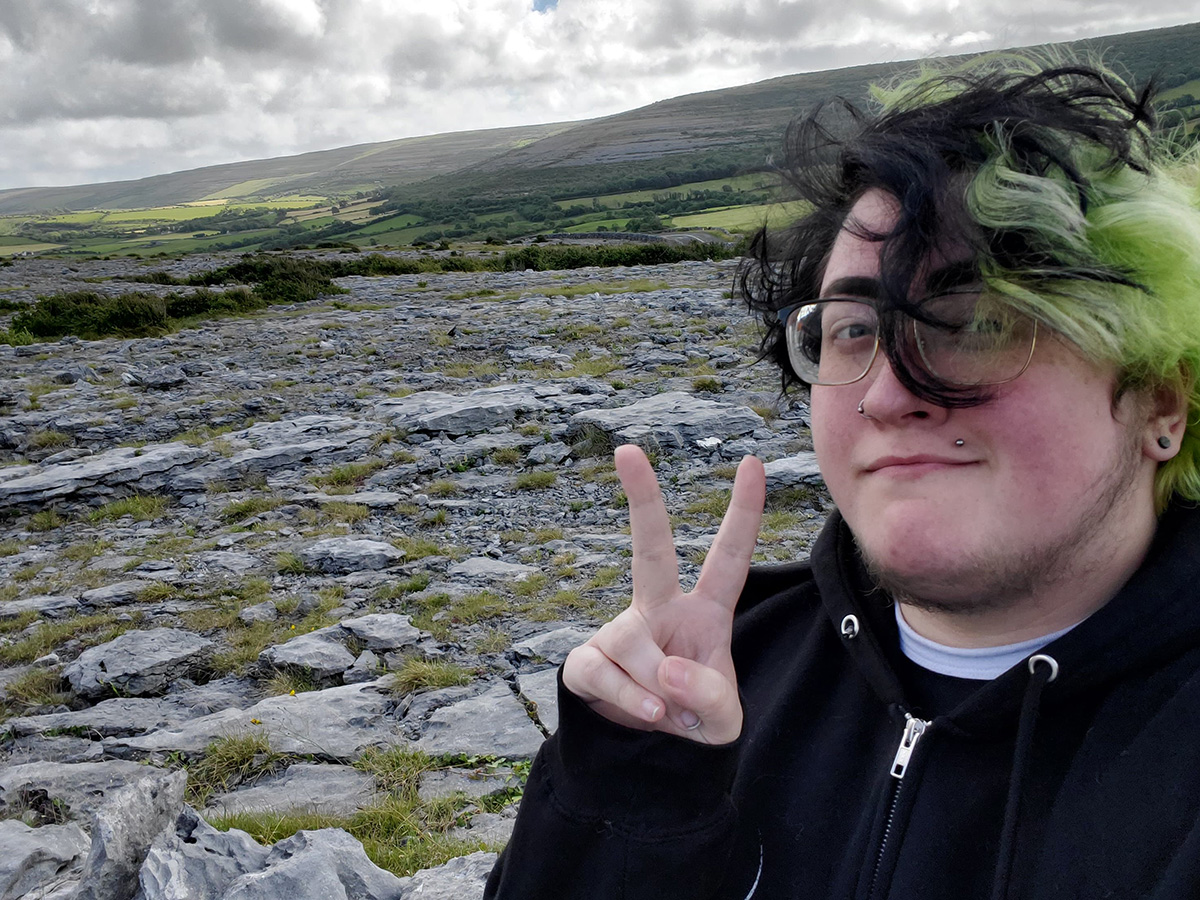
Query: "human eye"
821 301 876 343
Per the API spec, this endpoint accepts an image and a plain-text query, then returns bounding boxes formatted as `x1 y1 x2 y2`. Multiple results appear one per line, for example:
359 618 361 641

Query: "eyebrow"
819 262 979 302
819 276 879 299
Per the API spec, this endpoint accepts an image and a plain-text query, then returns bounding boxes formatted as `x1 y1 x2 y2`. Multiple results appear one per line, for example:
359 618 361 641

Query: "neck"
895 496 1159 649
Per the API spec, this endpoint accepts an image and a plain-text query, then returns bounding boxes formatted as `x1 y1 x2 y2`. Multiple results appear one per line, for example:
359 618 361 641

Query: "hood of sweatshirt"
810 501 1200 737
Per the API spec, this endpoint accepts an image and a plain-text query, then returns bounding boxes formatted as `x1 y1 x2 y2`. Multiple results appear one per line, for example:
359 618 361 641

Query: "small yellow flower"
250 718 262 725
289 690 296 696
290 624 296 630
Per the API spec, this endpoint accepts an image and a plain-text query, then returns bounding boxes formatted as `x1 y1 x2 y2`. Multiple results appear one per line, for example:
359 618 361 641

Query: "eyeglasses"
776 289 1038 386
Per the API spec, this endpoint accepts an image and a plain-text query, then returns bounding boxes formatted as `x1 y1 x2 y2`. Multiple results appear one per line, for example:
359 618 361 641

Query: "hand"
562 445 765 745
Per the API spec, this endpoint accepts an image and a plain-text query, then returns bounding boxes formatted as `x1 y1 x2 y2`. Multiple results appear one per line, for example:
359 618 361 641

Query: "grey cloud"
199 0 328 58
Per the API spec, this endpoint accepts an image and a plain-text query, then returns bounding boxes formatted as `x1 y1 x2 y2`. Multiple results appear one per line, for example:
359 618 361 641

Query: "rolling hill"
0 19 1196 244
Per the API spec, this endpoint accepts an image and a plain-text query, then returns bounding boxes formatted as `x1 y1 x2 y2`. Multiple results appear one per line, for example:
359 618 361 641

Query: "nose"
857 353 951 426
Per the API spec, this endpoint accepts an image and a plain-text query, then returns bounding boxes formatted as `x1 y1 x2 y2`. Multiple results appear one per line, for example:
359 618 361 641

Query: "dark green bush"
13 290 168 339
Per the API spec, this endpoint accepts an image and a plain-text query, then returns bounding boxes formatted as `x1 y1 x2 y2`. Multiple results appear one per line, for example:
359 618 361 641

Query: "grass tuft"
389 659 475 694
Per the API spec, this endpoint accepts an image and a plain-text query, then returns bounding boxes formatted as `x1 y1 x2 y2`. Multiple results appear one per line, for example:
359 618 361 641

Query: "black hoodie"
485 505 1200 899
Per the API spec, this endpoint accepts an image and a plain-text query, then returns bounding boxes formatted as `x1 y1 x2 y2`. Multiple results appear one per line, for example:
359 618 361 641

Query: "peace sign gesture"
562 445 766 745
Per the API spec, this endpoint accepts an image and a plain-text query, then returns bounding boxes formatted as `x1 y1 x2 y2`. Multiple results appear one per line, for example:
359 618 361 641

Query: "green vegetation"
87 494 169 523
0 668 71 720
276 552 308 575
187 732 284 805
2 244 733 343
390 659 475 694
514 470 557 491
220 495 282 523
27 430 74 450
0 612 132 664
28 509 65 532
209 745 508 876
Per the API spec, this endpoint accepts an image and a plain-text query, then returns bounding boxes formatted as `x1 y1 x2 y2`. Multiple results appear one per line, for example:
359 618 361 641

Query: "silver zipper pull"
890 715 929 780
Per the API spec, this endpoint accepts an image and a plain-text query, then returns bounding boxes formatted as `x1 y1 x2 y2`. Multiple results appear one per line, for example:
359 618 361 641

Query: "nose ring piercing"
857 401 873 420
955 439 965 447
1158 435 1172 449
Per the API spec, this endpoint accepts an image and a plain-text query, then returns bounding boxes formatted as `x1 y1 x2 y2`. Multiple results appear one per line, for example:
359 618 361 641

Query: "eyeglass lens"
785 295 1035 386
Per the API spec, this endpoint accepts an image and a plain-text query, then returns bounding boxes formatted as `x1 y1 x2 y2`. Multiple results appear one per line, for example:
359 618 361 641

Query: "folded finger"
563 643 666 727
657 655 743 745
589 616 669 699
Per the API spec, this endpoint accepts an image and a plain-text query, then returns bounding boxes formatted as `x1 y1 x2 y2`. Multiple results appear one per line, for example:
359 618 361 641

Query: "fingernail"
680 710 701 729
641 699 661 721
663 659 688 690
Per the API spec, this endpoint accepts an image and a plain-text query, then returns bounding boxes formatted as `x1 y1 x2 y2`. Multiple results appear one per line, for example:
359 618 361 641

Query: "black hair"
737 53 1157 407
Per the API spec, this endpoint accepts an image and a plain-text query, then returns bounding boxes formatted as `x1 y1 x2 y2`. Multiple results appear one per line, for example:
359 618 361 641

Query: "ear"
1141 379 1190 462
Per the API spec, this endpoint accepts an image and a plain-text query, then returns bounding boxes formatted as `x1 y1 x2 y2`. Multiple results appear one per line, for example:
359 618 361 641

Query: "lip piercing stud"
955 439 965 447
1158 436 1172 449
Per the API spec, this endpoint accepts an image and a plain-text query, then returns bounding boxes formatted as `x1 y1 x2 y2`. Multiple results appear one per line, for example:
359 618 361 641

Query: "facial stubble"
859 425 1148 618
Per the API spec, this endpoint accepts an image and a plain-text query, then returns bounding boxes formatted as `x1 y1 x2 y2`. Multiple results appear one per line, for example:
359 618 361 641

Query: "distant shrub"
13 290 168 339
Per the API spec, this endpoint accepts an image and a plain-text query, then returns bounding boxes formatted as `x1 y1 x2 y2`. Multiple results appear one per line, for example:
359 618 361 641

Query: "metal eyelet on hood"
1027 654 1059 683
841 615 860 639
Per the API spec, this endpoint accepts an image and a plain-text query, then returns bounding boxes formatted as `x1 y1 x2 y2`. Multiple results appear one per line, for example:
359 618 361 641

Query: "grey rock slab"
192 551 263 576
109 680 403 760
222 828 406 900
394 851 498 900
0 594 80 619
0 819 90 900
763 452 825 490
415 683 545 760
343 649 382 684
136 806 271 900
375 385 548 436
7 698 195 739
64 629 214 699
568 392 763 450
445 558 540 583
340 614 422 652
238 600 278 624
447 807 517 846
0 760 153 822
1 734 104 766
0 443 209 508
301 538 405 575
259 631 356 681
309 490 405 509
78 580 152 608
516 668 561 734
417 768 520 804
512 626 593 665
526 441 571 465
72 769 187 900
206 764 377 819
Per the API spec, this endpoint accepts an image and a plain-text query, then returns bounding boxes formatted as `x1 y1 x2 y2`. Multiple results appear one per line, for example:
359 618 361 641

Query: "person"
484 51 1200 900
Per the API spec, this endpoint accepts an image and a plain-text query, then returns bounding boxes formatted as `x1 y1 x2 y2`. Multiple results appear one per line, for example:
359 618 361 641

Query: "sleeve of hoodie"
483 669 760 900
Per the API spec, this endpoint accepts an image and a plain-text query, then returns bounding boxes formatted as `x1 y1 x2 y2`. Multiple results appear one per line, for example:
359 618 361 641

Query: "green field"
672 201 808 232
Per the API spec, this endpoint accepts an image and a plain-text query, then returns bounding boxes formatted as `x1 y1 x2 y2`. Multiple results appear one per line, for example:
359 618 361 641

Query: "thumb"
658 655 742 745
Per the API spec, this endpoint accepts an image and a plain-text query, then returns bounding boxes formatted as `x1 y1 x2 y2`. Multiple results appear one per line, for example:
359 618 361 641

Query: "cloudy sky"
3 0 1199 190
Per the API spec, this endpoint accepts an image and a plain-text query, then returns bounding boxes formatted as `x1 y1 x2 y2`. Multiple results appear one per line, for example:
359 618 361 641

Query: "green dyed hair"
740 50 1200 510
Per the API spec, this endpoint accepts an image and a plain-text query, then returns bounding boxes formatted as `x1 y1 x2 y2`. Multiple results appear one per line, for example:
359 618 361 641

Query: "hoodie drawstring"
990 654 1059 900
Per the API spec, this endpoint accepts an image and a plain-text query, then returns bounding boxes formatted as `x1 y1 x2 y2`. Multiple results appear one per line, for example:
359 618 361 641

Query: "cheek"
809 390 855 495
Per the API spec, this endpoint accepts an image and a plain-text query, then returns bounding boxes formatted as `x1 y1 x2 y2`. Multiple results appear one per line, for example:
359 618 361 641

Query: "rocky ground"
0 252 829 899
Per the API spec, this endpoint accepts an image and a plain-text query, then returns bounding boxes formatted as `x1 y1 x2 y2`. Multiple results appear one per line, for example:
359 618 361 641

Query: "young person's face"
809 190 1167 617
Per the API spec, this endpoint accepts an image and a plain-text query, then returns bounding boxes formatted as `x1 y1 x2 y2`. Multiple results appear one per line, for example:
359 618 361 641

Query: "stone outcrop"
0 255 830 899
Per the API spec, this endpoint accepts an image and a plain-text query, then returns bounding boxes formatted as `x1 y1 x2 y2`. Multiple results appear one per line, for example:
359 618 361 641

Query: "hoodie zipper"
867 714 930 899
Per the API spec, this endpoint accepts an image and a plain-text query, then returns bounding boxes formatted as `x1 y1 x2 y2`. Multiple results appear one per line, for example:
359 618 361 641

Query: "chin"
853 524 981 601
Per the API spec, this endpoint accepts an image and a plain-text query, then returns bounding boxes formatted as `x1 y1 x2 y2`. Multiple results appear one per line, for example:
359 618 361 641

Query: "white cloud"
0 0 1198 188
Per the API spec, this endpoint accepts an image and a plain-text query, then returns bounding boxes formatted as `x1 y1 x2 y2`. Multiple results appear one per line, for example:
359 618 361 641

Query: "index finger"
693 455 765 608
615 444 682 607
